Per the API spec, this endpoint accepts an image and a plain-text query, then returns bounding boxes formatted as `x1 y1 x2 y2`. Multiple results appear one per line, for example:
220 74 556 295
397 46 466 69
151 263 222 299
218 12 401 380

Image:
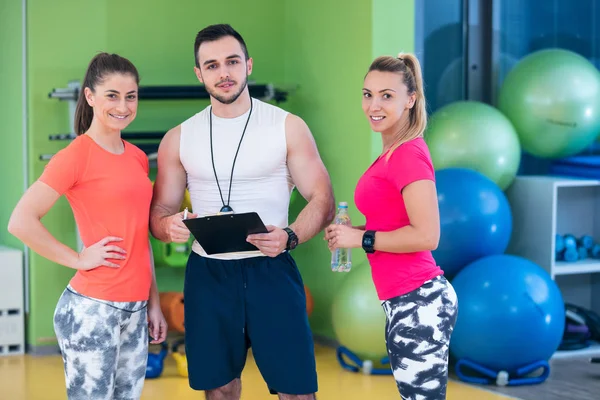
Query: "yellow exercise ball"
180 189 192 212
151 180 192 212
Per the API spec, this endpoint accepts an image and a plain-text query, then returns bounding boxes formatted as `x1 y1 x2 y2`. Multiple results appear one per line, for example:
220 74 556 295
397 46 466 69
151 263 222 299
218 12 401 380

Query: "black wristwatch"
284 227 299 251
362 230 376 253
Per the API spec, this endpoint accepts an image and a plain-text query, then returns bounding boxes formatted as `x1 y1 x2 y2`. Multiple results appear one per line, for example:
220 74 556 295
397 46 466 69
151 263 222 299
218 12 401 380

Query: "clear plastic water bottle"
331 202 352 272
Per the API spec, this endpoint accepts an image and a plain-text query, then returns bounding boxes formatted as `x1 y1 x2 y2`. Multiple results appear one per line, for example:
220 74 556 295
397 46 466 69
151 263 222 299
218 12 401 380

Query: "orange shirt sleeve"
38 142 84 195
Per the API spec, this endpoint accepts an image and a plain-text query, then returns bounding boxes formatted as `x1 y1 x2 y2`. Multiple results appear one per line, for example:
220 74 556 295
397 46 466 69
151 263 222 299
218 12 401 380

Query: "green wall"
283 1 373 340
371 0 415 160
0 1 26 251
284 0 415 340
15 0 414 349
25 0 285 349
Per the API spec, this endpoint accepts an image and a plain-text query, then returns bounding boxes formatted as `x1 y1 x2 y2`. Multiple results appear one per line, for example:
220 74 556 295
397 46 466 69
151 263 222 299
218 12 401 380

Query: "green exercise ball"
331 262 388 366
497 48 600 159
425 101 521 190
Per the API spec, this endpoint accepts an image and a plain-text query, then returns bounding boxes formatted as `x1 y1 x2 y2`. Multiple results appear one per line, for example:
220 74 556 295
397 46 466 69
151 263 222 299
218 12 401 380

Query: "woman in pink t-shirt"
325 53 458 399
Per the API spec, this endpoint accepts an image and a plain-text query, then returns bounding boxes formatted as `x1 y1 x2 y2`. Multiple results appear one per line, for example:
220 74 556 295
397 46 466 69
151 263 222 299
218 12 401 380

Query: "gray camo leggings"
382 275 458 400
53 286 148 400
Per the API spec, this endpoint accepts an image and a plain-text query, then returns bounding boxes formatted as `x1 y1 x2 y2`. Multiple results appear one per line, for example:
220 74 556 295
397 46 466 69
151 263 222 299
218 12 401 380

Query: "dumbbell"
578 235 594 250
172 338 188 378
592 244 600 258
577 235 596 260
146 340 168 379
556 234 596 262
557 234 578 262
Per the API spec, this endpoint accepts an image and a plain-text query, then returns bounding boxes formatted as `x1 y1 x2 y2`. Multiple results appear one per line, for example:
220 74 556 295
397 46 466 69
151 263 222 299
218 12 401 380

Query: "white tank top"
179 98 294 259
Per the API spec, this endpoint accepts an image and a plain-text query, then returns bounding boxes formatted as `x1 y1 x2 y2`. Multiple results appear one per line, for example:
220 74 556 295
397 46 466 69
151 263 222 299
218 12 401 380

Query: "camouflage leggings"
382 275 459 400
53 286 148 400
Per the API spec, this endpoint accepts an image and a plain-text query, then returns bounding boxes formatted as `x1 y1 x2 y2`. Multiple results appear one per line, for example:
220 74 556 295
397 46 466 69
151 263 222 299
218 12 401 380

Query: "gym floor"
0 344 512 400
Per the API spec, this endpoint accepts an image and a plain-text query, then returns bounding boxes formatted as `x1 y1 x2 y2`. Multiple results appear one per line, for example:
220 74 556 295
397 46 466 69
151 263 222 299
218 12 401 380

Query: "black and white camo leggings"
53 286 148 400
381 275 458 400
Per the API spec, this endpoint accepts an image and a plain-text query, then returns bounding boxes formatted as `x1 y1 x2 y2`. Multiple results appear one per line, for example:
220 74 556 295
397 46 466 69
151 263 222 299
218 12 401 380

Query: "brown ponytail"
73 52 140 135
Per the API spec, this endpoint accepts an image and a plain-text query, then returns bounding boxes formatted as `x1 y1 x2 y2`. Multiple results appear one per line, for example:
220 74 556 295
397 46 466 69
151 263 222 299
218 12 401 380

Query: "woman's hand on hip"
75 236 126 270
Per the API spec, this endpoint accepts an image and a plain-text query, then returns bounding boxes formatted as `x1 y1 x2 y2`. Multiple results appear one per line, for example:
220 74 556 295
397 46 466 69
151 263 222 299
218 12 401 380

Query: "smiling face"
362 70 416 133
84 72 138 132
194 35 253 105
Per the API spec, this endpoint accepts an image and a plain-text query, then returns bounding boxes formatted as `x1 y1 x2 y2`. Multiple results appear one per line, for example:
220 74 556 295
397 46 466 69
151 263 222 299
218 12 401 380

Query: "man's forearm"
150 205 172 242
289 192 336 244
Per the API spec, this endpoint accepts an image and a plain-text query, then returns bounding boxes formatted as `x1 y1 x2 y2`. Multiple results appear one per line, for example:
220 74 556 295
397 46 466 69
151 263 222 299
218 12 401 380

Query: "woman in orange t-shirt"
8 52 166 399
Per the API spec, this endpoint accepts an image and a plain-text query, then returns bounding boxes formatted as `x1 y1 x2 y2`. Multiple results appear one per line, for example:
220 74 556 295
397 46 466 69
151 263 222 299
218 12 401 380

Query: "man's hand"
246 225 288 257
166 211 197 243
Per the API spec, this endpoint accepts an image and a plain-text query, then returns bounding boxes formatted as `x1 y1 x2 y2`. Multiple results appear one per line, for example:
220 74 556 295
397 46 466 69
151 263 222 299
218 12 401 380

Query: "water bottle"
331 202 352 272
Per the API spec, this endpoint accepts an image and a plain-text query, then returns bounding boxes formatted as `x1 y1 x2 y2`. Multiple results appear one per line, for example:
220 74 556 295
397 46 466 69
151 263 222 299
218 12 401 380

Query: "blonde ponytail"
366 53 428 160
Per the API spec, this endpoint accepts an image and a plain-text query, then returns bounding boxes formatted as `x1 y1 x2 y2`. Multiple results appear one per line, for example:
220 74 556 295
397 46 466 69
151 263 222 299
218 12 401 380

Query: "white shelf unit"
505 175 600 360
0 246 25 356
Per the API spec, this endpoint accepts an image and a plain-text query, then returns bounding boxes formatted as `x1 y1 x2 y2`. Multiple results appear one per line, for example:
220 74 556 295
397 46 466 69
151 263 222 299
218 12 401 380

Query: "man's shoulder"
254 98 291 120
163 124 182 143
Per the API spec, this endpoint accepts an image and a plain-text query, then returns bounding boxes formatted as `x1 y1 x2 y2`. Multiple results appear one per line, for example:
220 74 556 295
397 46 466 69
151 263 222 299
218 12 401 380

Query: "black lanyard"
209 99 253 213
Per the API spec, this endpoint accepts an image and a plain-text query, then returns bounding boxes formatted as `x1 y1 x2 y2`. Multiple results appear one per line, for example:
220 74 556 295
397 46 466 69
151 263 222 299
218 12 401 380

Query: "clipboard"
182 212 269 255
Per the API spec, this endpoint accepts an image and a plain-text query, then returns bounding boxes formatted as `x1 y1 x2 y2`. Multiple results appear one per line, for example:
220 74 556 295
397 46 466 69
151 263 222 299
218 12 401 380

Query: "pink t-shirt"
354 137 443 301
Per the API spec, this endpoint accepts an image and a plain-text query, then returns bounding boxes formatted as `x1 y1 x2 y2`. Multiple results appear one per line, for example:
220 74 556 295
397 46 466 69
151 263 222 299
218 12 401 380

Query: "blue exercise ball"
450 254 565 373
432 168 512 277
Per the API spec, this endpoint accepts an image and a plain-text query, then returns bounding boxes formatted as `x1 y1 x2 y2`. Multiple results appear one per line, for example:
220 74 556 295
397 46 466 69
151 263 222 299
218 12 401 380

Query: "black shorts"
183 251 318 395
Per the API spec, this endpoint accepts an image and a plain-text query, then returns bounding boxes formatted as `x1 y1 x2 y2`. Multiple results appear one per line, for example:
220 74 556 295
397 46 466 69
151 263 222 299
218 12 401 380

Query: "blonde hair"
367 53 427 160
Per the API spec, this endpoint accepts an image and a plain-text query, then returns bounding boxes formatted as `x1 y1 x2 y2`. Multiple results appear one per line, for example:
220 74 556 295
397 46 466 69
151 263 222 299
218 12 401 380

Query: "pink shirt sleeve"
386 139 435 192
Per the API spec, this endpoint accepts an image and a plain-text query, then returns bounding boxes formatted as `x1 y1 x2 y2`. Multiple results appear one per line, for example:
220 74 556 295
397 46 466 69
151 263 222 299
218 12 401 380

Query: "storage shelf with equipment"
505 175 600 360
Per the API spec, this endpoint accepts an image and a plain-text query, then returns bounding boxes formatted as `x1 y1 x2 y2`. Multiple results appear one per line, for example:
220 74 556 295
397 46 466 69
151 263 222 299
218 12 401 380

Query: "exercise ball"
332 263 387 366
305 285 314 316
181 189 192 212
498 48 600 159
432 168 512 277
151 180 192 212
426 101 521 190
450 254 565 373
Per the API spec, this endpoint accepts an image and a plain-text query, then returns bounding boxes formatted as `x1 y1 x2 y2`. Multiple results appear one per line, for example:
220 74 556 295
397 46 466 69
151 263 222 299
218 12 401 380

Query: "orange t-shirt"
39 134 153 302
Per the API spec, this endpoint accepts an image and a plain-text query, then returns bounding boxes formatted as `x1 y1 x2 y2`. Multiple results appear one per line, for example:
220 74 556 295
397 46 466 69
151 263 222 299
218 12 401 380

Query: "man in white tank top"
149 24 334 400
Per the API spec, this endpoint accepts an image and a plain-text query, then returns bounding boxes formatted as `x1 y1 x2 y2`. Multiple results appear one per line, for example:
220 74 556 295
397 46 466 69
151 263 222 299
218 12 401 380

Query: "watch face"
290 238 299 249
365 238 373 246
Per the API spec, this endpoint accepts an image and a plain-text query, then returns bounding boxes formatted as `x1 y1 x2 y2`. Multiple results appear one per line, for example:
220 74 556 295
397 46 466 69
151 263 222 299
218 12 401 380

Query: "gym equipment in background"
559 302 600 351
432 168 512 278
497 48 600 159
146 340 168 379
450 254 565 386
304 285 314 317
159 292 185 333
425 100 521 190
150 235 191 268
331 262 388 371
555 233 600 262
336 346 392 375
550 153 600 181
171 338 188 378
44 81 290 161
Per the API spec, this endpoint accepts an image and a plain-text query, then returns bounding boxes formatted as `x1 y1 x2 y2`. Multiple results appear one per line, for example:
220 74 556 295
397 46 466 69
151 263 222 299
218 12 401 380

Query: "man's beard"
207 75 248 105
